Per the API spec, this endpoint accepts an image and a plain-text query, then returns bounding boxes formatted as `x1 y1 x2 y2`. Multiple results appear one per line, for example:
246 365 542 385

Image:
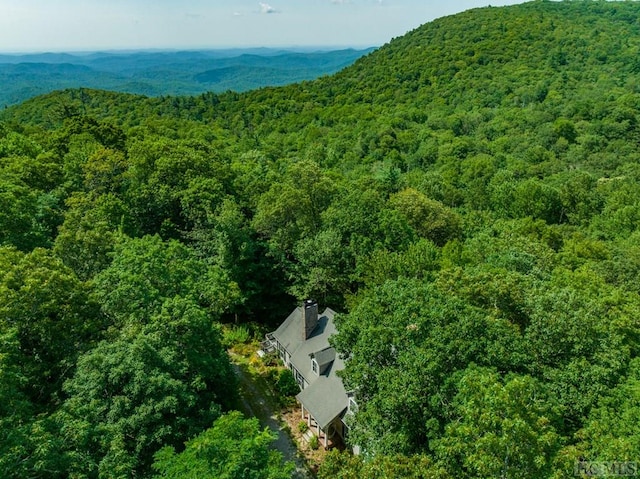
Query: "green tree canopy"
152 411 294 479
58 298 236 478
433 366 562 479
93 234 241 326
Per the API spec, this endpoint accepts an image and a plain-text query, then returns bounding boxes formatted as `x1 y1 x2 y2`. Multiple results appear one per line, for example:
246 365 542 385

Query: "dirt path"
231 361 312 479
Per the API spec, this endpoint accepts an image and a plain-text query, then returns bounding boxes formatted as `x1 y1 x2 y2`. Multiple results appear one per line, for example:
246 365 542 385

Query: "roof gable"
296 376 347 429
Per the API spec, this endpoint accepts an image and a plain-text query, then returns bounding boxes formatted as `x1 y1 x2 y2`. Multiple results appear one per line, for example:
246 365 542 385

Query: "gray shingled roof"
296 376 347 430
313 347 336 368
272 307 348 430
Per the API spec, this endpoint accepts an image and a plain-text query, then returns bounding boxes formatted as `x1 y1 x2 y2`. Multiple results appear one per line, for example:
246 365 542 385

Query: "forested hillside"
1 1 640 477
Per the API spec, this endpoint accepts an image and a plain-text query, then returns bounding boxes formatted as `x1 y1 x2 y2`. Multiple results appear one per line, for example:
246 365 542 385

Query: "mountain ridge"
0 47 375 108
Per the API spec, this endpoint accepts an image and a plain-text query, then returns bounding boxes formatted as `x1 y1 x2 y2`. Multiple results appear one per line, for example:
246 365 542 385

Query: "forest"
1 1 640 477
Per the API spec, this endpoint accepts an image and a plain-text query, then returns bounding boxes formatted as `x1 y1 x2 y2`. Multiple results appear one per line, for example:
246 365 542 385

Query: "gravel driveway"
231 361 312 479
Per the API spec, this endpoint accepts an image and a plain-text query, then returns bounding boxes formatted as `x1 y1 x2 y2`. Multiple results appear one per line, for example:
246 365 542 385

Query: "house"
264 299 353 449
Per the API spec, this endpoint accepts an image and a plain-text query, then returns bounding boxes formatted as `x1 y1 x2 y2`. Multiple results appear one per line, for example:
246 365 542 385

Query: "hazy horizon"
0 1 527 54
0 45 376 56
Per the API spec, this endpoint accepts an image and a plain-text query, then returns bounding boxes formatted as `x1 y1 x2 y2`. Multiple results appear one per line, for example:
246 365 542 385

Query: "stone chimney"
303 299 319 340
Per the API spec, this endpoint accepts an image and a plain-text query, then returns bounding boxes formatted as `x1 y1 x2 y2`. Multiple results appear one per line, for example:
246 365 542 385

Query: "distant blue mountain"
0 48 375 107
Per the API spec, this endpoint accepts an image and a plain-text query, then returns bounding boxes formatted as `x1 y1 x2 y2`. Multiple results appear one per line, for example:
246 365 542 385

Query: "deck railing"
260 333 276 353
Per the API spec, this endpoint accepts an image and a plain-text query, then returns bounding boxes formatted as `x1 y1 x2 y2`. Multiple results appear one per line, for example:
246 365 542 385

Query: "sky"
0 0 528 53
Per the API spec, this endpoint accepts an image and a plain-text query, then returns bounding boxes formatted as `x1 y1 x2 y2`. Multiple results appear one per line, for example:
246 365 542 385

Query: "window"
348 397 358 413
312 359 318 374
294 368 305 389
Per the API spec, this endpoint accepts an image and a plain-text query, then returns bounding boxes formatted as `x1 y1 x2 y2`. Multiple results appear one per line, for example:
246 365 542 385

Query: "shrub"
298 421 309 433
275 369 300 397
261 351 279 367
266 368 279 384
309 434 320 450
222 324 251 348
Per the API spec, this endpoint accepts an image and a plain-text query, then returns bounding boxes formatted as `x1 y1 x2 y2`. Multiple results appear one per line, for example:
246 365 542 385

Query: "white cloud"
259 2 278 14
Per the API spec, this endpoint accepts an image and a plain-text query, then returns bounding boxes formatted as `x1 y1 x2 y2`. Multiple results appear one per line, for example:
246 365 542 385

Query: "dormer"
310 346 336 376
